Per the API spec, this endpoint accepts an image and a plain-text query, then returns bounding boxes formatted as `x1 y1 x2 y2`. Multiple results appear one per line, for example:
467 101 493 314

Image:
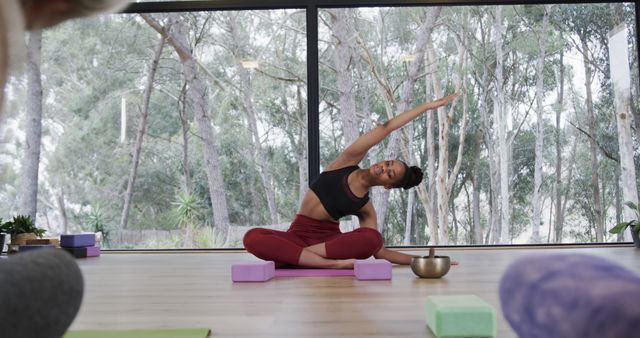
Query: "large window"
1 2 638 249
318 4 640 245
0 10 307 249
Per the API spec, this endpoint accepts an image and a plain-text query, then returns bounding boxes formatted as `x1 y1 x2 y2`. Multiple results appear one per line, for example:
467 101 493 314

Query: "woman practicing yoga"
243 92 459 269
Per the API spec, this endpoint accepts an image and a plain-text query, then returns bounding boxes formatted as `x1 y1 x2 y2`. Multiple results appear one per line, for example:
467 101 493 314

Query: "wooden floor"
69 246 640 337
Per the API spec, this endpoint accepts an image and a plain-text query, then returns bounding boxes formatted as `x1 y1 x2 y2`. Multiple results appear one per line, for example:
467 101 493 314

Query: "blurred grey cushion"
0 249 84 338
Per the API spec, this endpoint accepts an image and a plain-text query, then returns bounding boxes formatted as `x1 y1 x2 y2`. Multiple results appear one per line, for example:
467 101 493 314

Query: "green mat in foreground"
63 328 211 338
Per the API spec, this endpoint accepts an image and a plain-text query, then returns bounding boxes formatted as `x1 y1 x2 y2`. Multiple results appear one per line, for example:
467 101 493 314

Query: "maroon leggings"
243 214 383 265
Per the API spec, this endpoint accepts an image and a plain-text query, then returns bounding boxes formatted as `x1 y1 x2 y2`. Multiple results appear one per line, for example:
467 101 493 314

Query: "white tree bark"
531 6 550 243
228 13 280 225
279 83 307 207
329 9 359 146
425 69 438 245
362 8 441 236
608 24 639 241
580 36 604 242
494 7 511 244
472 130 483 244
296 84 308 206
476 62 501 244
19 31 43 220
427 16 468 245
554 48 565 243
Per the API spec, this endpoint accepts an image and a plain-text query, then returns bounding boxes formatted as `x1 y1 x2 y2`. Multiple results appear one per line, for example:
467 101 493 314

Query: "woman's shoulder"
321 164 359 174
325 153 362 171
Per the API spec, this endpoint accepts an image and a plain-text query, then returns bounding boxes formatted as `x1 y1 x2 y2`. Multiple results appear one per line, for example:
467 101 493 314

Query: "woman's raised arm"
327 92 459 170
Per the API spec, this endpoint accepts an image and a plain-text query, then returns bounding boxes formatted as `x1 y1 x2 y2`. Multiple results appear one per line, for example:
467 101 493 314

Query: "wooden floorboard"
69 246 640 337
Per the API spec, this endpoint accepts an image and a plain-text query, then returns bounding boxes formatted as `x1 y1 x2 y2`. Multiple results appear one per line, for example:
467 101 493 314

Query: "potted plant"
609 201 640 248
0 215 46 251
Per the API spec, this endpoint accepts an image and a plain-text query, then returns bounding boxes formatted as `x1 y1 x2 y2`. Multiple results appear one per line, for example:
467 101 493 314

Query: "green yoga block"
425 295 496 338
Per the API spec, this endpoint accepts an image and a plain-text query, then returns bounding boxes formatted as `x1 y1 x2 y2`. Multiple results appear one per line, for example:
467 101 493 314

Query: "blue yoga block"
500 254 640 338
60 234 95 248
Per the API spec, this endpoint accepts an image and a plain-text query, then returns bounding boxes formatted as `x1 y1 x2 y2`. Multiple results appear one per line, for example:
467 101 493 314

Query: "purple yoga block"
232 261 275 282
64 246 101 258
85 246 100 257
18 244 55 252
354 259 392 280
60 233 96 248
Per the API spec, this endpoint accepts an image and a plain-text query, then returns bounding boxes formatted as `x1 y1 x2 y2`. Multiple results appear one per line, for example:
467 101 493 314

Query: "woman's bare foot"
331 259 356 269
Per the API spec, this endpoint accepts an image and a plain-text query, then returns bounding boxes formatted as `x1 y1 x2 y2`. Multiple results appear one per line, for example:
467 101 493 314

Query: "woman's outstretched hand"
426 92 460 110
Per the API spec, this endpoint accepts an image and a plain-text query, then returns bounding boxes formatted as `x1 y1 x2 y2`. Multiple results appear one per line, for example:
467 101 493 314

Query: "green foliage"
1 215 46 238
193 227 222 248
86 207 112 248
171 192 205 228
608 201 640 237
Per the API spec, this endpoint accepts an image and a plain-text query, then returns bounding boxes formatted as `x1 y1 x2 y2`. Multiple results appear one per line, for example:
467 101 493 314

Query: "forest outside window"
0 10 308 249
0 2 638 249
318 4 639 246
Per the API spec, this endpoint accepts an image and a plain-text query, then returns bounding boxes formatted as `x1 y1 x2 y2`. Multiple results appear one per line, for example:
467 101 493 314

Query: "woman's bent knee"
355 228 384 258
242 228 265 253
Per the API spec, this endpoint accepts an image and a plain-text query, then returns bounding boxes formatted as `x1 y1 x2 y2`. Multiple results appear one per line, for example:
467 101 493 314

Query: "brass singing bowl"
410 255 451 278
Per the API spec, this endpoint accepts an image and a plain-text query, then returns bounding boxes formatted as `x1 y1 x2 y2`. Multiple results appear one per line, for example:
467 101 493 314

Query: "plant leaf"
609 222 630 234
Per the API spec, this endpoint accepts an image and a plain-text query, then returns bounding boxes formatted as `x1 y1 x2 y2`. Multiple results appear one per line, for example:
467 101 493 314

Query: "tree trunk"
120 97 127 144
119 36 165 230
296 85 308 205
403 118 416 245
57 188 68 234
615 166 622 241
228 13 280 225
19 30 43 220
419 13 442 244
142 14 231 240
178 83 192 195
478 62 501 244
472 129 483 244
610 0 640 145
580 36 604 242
608 23 639 241
239 65 280 225
554 47 565 243
370 8 441 236
403 189 415 245
531 6 550 243
426 16 467 245
559 128 579 242
434 64 450 245
495 7 511 243
451 194 458 244
425 71 438 245
328 9 359 146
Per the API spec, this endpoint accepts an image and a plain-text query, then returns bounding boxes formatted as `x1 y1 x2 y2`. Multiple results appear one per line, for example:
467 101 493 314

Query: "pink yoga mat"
275 269 355 277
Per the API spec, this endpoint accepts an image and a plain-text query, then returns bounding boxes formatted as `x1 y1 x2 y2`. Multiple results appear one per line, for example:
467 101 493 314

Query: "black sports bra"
309 165 370 220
